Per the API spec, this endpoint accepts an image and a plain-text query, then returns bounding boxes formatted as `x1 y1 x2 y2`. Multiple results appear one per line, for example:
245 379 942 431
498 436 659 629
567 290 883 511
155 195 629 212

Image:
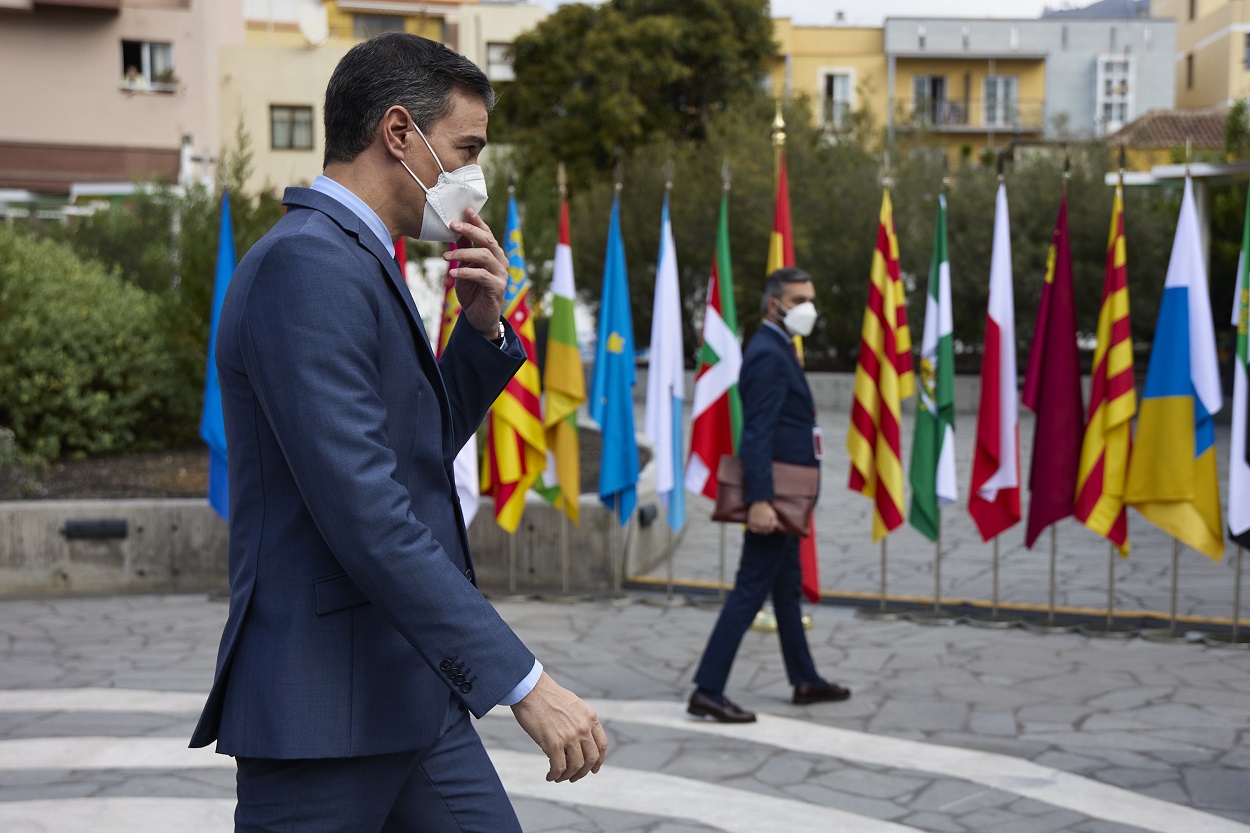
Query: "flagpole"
967 536 1019 629
1203 547 1248 647
718 525 727 603
1142 538 1188 642
1026 525 1076 633
1080 542 1138 638
497 531 528 603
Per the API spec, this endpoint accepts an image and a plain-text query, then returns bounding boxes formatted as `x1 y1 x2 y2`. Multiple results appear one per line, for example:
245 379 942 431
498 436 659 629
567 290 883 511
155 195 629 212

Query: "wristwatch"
490 320 506 345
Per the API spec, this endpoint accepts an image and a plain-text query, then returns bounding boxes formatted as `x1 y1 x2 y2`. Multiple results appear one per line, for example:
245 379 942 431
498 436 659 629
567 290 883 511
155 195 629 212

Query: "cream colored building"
769 19 888 135
1155 0 1250 107
0 0 243 202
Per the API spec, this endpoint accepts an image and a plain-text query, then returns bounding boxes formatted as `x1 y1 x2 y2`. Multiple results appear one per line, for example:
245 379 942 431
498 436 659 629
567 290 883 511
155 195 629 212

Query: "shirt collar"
763 320 790 341
310 175 395 259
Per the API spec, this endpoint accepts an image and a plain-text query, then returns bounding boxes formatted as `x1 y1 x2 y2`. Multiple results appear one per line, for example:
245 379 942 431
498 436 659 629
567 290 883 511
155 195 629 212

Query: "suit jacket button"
460 682 473 693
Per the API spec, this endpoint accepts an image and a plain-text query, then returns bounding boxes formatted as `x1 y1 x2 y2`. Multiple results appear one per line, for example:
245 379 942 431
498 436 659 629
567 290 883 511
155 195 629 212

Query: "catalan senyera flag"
1075 181 1135 555
1022 193 1085 549
434 241 481 526
1125 177 1224 561
686 188 742 498
537 194 585 524
481 195 546 534
847 187 915 542
201 191 235 522
969 183 1022 541
1230 189 1250 550
770 151 819 603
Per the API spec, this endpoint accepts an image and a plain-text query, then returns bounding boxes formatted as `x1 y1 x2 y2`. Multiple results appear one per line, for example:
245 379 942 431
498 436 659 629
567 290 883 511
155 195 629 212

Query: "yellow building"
1155 0 1250 108
769 19 888 136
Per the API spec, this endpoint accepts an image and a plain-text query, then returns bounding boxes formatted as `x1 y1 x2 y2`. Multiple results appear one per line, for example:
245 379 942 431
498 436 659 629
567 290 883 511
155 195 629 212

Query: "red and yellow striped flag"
1075 182 1136 554
436 245 461 359
482 196 546 533
847 188 915 541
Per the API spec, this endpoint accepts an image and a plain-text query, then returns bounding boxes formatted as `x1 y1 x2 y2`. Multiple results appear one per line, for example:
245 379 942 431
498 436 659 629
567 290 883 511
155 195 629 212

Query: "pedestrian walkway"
1 594 1248 832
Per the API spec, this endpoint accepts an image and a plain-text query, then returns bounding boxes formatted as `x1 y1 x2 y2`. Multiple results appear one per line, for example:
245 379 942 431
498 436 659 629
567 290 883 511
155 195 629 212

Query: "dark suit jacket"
739 323 820 506
190 187 534 759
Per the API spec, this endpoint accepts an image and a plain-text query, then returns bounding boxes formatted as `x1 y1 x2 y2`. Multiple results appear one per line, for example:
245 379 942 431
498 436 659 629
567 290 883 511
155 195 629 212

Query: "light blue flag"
643 192 685 531
200 191 234 522
590 193 639 524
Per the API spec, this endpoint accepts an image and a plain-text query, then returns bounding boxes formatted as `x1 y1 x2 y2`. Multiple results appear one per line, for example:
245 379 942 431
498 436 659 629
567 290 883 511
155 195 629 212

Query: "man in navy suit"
190 34 606 832
687 267 852 723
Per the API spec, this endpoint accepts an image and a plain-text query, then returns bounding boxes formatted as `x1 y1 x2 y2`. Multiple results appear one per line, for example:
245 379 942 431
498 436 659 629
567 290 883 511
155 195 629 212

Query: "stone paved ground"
1 594 1249 832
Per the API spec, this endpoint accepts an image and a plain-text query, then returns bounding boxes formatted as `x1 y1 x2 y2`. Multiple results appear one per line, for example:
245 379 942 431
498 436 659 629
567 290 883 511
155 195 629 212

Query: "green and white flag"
909 192 957 542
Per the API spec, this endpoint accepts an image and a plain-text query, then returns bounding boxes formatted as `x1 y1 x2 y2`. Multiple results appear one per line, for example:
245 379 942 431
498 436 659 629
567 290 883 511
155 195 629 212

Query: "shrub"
0 226 198 462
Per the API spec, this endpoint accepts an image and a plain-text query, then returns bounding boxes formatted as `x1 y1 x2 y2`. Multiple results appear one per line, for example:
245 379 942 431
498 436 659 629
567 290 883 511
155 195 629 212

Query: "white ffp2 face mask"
779 299 818 338
400 121 488 243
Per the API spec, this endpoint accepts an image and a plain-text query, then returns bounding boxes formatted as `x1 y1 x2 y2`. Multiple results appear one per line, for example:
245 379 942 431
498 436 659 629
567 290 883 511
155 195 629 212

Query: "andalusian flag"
686 188 742 498
1126 178 1224 561
1075 181 1135 554
909 192 956 542
482 196 546 534
847 187 915 541
969 183 1021 541
537 194 585 524
1231 189 1250 549
1022 193 1085 548
644 192 686 531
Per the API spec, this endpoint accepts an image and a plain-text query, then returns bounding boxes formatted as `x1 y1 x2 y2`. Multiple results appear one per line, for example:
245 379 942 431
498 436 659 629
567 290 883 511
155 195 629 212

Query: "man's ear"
380 106 411 161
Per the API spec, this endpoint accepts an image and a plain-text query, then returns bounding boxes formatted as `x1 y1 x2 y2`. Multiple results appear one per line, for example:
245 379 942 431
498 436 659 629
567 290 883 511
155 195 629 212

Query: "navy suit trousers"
693 531 821 695
234 697 519 833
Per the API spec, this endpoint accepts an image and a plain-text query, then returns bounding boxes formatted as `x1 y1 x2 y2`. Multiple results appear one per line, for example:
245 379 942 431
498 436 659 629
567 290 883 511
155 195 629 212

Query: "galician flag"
1075 180 1135 554
434 241 480 526
200 191 234 522
686 187 742 498
909 192 956 542
969 183 1021 541
847 187 915 541
644 191 686 531
1125 177 1224 561
481 195 546 534
1231 188 1250 549
536 194 585 524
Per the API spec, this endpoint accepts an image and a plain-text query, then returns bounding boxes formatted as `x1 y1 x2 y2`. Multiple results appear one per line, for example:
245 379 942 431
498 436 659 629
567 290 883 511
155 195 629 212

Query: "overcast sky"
543 1 1060 27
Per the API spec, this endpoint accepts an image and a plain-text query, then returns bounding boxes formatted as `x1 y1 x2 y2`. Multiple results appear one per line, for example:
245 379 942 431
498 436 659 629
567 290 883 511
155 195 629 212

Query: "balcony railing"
896 97 1045 133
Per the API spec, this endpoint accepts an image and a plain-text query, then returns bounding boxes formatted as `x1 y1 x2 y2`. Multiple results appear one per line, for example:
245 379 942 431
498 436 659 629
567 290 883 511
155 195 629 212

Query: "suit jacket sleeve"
439 316 525 455
236 235 533 717
739 341 789 505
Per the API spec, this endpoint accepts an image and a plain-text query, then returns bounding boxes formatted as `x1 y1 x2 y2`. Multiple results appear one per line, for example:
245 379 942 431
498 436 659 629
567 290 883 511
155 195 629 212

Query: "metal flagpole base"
751 609 778 632
856 606 909 621
801 613 814 630
1078 621 1139 639
1022 620 1078 635
905 608 963 626
1202 632 1250 649
1138 626 1191 644
643 593 689 608
964 612 1021 629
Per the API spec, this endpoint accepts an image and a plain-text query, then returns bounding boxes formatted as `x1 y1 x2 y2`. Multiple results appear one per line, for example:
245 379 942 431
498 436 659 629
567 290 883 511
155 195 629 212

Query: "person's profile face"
772 280 815 318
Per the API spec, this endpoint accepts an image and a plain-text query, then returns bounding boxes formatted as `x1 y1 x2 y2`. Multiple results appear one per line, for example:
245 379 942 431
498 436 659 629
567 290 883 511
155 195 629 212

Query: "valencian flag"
1075 181 1135 554
909 192 956 542
1126 178 1224 561
686 186 743 498
434 241 481 526
536 194 585 524
201 191 234 522
969 183 1022 541
1230 189 1250 549
590 192 639 523
644 191 686 531
847 187 915 541
769 151 819 602
481 195 546 534
1022 193 1085 548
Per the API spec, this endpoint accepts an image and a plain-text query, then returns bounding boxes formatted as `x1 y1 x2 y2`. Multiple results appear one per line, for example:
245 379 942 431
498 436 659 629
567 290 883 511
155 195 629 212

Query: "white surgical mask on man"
777 298 818 338
399 120 488 243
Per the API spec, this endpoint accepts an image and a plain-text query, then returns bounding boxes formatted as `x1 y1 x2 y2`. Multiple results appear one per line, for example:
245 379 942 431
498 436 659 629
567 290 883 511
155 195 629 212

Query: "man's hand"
747 501 778 535
511 671 608 783
444 208 508 339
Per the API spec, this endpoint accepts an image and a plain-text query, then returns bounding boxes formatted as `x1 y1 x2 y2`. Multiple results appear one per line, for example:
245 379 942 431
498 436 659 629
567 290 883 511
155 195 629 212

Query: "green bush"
0 226 197 462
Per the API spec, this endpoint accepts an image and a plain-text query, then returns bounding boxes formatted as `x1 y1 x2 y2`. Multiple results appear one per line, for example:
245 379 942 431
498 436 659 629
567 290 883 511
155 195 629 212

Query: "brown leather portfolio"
711 455 818 538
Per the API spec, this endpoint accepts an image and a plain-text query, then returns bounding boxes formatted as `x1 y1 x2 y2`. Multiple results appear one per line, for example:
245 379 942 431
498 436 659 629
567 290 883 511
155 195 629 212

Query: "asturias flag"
1125 177 1224 561
537 194 585 524
590 193 639 524
847 187 915 542
686 188 742 498
1022 193 1085 548
644 191 686 531
969 183 1022 541
909 192 956 542
1075 180 1135 554
200 191 234 522
481 195 546 534
1231 188 1250 550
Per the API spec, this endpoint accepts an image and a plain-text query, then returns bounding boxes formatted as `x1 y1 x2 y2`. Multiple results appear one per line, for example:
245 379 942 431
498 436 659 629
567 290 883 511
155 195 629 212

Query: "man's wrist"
479 319 505 343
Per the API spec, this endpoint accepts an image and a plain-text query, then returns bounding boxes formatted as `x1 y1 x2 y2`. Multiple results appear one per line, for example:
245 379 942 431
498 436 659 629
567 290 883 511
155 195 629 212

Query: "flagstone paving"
1 594 1249 832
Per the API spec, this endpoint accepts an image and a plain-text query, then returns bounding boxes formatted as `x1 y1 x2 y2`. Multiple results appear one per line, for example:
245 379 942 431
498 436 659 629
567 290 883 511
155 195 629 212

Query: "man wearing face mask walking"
190 34 606 832
687 267 852 724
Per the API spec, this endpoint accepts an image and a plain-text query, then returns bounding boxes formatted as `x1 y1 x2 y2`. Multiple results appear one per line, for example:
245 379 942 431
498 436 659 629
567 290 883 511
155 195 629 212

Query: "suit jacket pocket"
314 572 370 615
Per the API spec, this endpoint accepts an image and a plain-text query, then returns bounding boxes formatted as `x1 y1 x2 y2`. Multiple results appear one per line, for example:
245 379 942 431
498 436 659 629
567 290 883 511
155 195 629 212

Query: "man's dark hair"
323 33 495 168
761 267 814 315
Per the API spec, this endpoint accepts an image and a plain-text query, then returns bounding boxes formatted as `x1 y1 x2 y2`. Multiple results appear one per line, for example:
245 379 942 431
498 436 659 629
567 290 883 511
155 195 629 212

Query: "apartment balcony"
894 97 1045 134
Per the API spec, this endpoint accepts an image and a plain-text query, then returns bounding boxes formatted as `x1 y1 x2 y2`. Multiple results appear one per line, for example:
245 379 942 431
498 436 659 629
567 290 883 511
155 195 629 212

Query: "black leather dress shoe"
793 681 851 704
687 690 757 723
